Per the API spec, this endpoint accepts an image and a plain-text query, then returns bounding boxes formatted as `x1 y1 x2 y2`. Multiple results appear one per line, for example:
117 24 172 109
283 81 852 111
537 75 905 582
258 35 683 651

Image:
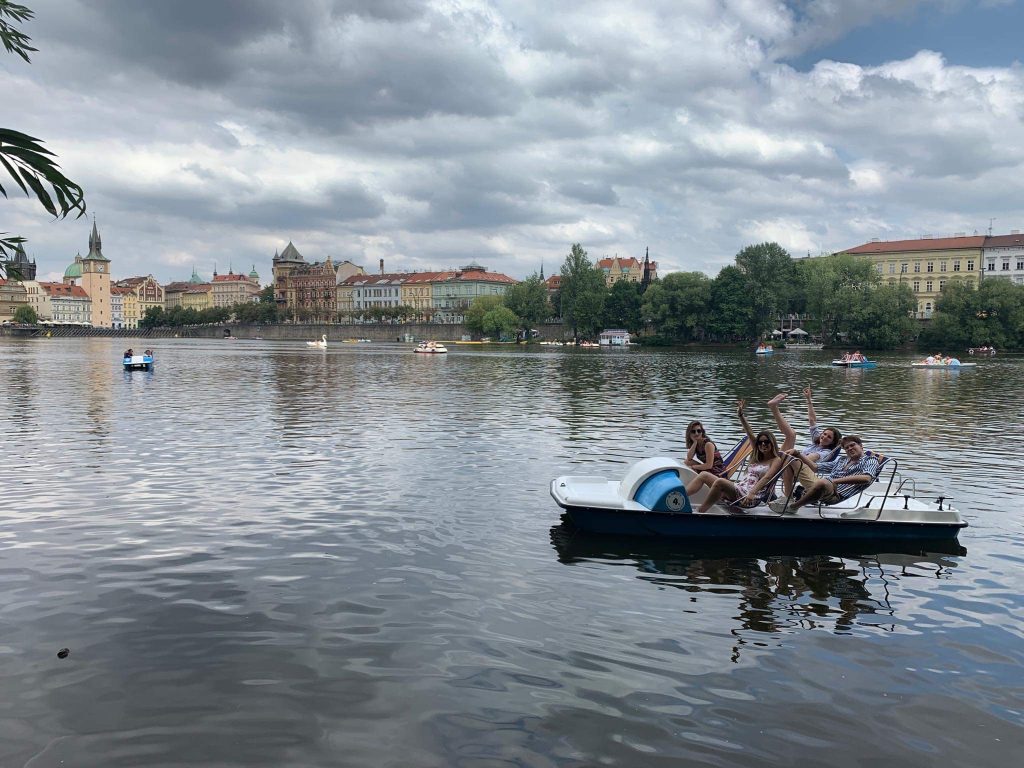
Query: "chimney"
870 237 880 243
379 258 384 275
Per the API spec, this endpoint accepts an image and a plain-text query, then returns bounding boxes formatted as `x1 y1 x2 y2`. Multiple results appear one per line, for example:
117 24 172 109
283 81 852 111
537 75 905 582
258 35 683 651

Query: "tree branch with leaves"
1 1 87 274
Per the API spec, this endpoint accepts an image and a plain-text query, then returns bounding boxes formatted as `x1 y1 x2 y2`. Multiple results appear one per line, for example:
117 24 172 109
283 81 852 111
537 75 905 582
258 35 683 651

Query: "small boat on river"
550 457 966 544
414 341 448 354
123 351 154 371
831 359 876 368
911 362 976 370
754 344 773 355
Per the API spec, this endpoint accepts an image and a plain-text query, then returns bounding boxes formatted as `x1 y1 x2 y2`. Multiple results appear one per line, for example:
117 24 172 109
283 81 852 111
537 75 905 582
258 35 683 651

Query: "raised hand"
803 386 813 399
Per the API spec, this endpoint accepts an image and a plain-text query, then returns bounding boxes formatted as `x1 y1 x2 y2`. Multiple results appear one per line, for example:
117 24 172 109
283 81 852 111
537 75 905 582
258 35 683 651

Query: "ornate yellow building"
842 236 984 318
115 275 165 328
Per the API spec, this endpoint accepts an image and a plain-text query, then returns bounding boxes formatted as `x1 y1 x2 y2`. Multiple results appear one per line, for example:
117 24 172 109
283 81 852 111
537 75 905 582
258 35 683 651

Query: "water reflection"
550 522 965 657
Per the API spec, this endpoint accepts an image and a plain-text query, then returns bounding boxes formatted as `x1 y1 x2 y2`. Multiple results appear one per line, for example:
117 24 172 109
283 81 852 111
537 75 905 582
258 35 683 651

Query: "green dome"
248 264 259 279
64 260 83 278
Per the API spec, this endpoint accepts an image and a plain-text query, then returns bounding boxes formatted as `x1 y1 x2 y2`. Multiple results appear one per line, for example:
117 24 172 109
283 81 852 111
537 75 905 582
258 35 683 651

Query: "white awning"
788 327 808 336
770 329 783 336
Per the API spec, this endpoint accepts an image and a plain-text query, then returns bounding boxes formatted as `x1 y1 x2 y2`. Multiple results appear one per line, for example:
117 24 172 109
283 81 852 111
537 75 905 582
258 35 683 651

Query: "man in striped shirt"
777 435 881 513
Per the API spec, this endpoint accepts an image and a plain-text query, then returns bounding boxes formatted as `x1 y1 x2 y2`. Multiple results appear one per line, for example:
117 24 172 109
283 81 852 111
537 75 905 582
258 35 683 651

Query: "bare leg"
686 471 717 496
767 393 797 452
699 477 738 513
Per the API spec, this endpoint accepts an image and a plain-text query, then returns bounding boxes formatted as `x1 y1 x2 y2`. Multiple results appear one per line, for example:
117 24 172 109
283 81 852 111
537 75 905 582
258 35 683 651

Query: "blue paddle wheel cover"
633 470 692 513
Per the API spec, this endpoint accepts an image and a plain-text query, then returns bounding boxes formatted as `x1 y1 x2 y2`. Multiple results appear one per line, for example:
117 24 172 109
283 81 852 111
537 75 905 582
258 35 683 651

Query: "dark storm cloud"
46 0 520 129
76 1 425 87
243 39 523 132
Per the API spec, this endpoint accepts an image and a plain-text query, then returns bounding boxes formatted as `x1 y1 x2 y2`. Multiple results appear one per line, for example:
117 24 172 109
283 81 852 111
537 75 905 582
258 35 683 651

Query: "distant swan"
306 334 327 348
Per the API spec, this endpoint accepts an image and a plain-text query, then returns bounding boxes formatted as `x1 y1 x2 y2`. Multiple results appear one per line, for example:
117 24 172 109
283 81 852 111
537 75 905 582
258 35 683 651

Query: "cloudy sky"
3 0 1023 284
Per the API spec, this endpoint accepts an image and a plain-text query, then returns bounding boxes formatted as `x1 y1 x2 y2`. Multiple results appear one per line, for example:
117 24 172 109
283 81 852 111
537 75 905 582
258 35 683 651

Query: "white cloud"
4 0 1024 284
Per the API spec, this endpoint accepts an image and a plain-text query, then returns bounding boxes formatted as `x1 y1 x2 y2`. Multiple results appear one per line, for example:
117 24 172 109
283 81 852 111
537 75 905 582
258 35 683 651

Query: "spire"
540 260 544 280
213 261 218 277
641 246 653 293
87 217 105 260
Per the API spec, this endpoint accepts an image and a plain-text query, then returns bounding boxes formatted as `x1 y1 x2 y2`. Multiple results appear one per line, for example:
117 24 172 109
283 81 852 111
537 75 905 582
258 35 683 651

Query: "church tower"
80 219 112 327
640 247 656 293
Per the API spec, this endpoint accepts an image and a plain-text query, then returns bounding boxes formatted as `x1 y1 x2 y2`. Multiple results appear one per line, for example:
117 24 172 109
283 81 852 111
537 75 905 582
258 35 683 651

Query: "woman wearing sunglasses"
685 400 784 512
683 420 724 476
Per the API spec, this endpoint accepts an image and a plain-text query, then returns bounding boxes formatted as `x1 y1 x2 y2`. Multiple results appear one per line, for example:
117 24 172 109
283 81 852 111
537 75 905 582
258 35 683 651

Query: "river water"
1 338 1021 767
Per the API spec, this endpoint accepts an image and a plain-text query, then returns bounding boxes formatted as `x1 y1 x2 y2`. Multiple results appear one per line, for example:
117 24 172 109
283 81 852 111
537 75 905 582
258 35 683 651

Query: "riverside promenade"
0 321 568 341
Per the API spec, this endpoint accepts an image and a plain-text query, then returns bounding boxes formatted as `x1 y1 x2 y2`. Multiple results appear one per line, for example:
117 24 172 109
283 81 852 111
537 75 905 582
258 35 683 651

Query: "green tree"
482 305 519 339
465 295 504 335
559 243 606 342
12 303 36 323
922 279 1024 351
140 306 165 329
797 253 878 341
1 2 86 271
641 271 711 341
258 285 275 304
602 279 643 334
502 274 549 340
734 242 795 337
847 283 916 348
706 266 752 341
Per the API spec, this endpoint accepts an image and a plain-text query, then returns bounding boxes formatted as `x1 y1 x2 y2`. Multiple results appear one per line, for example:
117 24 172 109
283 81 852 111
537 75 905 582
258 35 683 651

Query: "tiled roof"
163 281 193 293
450 270 517 284
212 273 252 282
984 234 1024 248
843 236 986 254
597 257 641 269
42 282 90 298
401 271 456 284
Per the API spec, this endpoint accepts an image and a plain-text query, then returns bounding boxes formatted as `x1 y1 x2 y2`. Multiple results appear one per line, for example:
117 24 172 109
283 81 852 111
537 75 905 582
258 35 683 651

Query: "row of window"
986 260 1024 271
884 260 974 274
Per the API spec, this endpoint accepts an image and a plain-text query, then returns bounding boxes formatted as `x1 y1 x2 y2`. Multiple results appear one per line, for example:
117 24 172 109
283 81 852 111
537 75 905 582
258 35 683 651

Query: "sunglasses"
690 428 704 434
757 439 771 446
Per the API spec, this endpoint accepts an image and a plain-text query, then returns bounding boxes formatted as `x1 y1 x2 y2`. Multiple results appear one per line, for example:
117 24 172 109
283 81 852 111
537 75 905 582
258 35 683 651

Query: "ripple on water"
0 339 1021 767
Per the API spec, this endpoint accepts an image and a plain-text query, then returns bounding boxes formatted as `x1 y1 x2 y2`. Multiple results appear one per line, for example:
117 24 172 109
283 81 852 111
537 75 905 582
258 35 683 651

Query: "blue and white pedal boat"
550 458 966 543
122 354 154 371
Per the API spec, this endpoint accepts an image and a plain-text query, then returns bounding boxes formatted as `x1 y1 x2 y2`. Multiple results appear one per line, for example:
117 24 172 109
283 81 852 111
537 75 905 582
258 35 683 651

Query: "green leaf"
21 168 57 216
0 153 28 195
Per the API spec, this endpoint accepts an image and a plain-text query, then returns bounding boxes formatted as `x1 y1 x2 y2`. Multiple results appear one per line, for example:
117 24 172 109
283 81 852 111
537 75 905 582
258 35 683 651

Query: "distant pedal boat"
414 342 448 354
831 359 876 368
123 354 154 371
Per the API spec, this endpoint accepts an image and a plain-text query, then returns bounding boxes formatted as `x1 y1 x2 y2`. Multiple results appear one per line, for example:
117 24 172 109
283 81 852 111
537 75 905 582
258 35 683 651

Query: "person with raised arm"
769 389 843 498
775 435 881 513
686 400 784 512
